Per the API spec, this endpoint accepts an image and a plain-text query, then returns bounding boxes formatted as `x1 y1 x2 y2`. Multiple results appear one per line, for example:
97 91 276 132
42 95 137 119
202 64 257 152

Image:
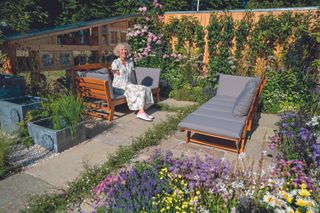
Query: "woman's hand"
113 70 120 75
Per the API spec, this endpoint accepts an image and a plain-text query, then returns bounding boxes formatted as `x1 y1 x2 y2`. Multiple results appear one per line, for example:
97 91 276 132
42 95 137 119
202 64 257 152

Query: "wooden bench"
72 64 161 121
76 77 126 121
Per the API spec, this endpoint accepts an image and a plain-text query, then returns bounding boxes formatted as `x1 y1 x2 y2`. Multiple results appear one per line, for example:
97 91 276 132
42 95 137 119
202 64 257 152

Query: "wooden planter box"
27 118 86 153
0 74 25 100
0 96 41 133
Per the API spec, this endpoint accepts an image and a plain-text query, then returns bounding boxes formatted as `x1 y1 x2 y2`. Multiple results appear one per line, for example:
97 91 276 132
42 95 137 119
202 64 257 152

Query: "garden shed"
2 14 137 73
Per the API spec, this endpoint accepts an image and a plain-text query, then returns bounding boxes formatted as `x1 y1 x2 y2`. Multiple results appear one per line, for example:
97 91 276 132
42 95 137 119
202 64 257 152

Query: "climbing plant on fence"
164 16 205 61
207 13 236 79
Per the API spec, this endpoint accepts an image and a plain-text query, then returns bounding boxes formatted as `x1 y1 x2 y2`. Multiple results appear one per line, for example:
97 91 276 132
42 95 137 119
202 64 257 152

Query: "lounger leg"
186 131 191 144
239 137 245 153
247 118 252 131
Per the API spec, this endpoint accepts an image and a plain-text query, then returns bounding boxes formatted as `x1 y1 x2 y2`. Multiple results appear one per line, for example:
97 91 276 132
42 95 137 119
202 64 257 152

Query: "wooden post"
98 25 103 63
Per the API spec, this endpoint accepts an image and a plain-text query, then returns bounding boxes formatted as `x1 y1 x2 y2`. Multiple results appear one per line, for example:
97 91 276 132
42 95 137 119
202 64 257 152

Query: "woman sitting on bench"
112 42 155 121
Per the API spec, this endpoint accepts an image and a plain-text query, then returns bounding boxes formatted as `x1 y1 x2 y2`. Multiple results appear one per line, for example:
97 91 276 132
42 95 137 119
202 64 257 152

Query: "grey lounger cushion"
77 68 115 99
217 73 260 98
233 79 258 117
134 67 161 89
179 114 245 139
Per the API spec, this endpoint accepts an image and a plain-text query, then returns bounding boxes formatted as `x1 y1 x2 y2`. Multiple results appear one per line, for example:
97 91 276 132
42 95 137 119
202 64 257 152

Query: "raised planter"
27 117 86 153
0 96 41 133
0 74 25 99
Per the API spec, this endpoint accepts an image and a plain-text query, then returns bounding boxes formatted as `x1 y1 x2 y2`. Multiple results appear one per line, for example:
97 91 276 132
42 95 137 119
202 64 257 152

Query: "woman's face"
119 46 128 59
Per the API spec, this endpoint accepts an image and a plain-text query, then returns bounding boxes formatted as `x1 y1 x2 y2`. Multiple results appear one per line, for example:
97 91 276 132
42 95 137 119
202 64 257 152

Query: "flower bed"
93 149 319 212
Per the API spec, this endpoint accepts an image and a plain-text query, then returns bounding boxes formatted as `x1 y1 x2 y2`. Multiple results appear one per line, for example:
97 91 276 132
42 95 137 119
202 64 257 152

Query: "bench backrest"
76 77 112 102
134 67 161 89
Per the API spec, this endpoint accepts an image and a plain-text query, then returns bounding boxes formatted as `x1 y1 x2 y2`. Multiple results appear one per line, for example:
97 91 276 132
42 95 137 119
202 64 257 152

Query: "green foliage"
165 16 205 60
0 0 47 32
18 110 43 147
23 105 198 212
57 0 112 24
0 135 11 178
51 94 84 136
113 0 142 16
207 13 236 78
262 69 316 113
247 0 319 9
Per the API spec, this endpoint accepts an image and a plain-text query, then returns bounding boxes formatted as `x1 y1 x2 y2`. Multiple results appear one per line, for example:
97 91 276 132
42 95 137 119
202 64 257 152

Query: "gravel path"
8 143 58 170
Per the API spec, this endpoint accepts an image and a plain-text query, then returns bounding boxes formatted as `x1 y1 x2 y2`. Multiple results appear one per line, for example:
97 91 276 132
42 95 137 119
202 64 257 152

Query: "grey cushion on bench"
134 67 161 89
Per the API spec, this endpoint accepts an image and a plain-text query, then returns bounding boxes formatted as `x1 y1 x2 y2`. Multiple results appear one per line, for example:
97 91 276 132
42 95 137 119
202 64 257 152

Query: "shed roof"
4 14 137 41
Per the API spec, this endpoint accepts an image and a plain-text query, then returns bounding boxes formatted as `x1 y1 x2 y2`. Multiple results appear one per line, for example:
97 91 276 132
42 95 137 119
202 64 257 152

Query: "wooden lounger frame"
180 78 266 153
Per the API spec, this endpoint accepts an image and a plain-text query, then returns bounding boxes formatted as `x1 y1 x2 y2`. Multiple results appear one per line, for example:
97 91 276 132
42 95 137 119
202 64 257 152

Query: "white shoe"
137 113 152 121
147 114 154 119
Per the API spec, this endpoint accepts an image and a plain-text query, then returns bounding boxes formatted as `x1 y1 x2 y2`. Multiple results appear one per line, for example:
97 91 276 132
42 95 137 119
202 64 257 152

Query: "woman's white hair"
113 42 131 57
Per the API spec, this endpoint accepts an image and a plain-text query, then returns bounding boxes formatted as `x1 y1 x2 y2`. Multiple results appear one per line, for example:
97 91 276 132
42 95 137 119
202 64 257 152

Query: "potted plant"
0 96 41 133
27 93 86 152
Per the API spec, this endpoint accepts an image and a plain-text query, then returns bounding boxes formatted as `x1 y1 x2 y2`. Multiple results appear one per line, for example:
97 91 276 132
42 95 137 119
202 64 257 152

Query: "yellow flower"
160 208 165 212
296 198 307 207
301 183 307 189
299 189 311 197
286 196 293 203
178 175 182 178
196 191 200 195
295 209 300 213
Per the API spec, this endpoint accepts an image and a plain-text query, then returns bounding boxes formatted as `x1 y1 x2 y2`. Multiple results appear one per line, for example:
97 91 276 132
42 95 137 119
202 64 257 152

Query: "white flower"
263 192 277 207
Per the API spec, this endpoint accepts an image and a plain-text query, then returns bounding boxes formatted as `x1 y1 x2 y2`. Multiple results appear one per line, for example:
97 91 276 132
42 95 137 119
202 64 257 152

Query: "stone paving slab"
24 140 118 189
0 173 58 213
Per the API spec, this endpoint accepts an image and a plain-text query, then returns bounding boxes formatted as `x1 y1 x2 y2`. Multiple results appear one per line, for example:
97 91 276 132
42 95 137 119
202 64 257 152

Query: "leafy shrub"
0 134 11 178
262 69 316 113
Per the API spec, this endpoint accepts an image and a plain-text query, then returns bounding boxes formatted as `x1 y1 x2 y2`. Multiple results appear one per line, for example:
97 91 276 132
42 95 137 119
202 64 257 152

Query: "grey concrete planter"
0 96 41 133
27 117 86 153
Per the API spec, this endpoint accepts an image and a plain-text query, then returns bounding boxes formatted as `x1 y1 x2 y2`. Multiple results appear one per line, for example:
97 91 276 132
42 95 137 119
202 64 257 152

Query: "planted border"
22 104 198 212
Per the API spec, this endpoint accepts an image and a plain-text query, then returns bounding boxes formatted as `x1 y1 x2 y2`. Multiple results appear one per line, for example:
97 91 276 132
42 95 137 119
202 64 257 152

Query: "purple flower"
299 127 311 142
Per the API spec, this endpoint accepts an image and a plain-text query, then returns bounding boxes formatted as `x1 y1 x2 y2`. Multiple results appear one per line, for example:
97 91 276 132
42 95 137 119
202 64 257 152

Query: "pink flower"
138 6 147 12
156 40 161 45
162 54 169 59
152 36 158 42
158 15 164 21
145 17 150 21
171 53 177 58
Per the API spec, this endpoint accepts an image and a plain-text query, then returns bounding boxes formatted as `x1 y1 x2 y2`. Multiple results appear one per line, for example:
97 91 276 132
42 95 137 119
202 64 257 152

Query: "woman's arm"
111 59 121 75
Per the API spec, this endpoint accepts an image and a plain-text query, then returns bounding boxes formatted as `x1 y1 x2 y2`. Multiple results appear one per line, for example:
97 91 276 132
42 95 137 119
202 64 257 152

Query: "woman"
112 42 154 121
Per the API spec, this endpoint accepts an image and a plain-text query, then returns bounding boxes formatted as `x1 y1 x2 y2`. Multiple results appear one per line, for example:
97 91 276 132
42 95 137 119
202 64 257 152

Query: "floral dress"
111 58 154 110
